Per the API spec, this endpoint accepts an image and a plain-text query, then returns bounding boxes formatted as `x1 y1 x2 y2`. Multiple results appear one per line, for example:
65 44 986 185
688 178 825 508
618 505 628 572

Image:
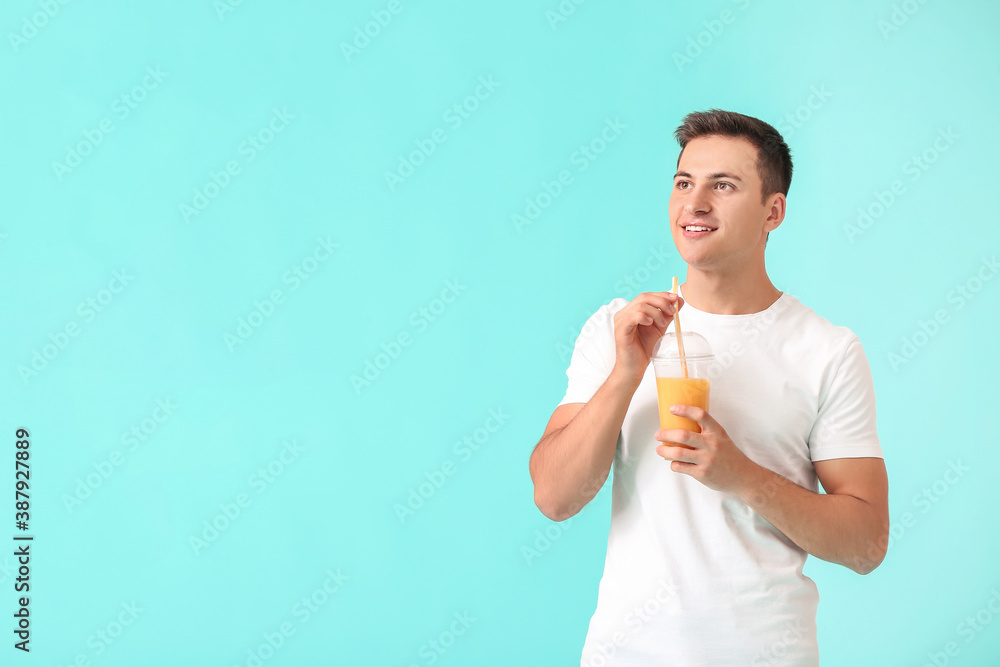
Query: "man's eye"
716 182 733 190
676 181 690 189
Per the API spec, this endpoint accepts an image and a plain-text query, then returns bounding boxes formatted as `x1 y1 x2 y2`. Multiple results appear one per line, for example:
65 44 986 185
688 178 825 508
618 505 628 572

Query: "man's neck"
681 265 782 315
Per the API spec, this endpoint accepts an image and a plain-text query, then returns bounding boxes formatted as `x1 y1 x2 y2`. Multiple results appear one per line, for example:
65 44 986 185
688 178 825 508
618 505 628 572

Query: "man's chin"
675 247 714 266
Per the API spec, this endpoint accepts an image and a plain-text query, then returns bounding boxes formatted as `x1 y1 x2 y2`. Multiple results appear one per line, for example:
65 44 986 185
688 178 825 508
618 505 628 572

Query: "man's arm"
735 457 889 574
529 369 641 522
531 291 683 522
656 406 889 575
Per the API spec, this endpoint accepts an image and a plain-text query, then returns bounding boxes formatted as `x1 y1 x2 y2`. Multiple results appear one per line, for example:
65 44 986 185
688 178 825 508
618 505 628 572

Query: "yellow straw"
671 277 689 379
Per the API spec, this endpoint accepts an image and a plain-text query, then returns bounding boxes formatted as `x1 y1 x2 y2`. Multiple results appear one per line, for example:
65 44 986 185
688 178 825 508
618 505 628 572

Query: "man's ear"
764 193 785 233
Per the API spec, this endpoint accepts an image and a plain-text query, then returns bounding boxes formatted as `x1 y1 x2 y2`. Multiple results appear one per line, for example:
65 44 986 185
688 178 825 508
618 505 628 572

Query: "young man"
529 110 888 666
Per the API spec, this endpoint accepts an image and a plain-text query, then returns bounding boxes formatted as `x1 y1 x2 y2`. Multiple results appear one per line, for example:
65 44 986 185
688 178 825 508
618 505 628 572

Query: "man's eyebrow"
672 171 744 182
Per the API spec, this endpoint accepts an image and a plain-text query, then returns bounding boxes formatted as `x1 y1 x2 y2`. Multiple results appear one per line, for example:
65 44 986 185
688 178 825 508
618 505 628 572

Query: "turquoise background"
1 0 998 664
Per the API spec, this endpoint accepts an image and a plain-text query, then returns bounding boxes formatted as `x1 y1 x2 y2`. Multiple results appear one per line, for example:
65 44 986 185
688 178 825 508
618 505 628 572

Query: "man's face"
668 135 782 271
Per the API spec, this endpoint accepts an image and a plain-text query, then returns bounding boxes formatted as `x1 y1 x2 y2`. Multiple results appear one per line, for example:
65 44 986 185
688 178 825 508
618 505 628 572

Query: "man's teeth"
684 226 714 232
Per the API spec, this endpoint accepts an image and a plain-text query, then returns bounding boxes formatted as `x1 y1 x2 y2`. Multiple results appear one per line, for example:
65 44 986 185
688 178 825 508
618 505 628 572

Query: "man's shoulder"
603 297 631 312
585 297 631 323
777 293 862 354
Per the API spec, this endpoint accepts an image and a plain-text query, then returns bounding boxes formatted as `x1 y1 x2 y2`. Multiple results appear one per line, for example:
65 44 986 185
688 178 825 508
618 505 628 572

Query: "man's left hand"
655 404 759 494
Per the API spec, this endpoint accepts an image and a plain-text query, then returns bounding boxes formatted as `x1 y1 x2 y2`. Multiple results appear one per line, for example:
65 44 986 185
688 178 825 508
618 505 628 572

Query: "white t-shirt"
559 288 883 666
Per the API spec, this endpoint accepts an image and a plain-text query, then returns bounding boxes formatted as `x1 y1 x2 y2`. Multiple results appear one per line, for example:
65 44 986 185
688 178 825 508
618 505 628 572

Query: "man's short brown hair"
674 109 793 204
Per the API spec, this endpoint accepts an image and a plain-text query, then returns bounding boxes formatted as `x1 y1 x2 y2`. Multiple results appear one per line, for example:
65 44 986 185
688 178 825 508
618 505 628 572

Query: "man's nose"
685 186 711 214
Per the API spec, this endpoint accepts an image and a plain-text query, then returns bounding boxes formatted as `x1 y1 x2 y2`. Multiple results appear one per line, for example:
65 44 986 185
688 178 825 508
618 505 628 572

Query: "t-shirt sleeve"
808 336 883 462
557 301 622 406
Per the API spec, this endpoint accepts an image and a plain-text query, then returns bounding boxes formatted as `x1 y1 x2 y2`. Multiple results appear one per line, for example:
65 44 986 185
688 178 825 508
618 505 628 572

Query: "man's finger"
637 293 680 316
669 404 716 431
655 429 699 448
656 444 696 463
669 460 698 475
637 303 673 328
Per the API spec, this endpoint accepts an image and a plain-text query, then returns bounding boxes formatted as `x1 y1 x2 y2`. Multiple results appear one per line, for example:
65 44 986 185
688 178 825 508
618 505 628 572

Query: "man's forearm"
530 369 640 521
735 464 888 574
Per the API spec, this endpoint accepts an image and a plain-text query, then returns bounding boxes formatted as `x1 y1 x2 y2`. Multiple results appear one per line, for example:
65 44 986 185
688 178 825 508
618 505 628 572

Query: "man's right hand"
530 291 683 521
612 291 683 384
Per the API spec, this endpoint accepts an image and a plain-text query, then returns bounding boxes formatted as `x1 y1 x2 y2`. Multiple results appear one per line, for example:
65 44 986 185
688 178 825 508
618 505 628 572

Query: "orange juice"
655 377 711 447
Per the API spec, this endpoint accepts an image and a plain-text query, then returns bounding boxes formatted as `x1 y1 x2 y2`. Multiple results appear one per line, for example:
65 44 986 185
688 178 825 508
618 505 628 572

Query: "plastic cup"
650 332 715 451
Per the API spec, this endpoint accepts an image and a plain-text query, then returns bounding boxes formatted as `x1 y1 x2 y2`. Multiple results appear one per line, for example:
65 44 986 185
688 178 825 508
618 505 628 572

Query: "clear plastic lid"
650 331 714 361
